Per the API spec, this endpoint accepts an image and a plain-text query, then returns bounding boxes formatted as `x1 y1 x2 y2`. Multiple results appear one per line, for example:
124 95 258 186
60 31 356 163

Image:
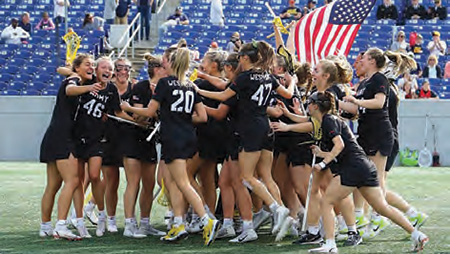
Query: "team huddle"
39 25 429 253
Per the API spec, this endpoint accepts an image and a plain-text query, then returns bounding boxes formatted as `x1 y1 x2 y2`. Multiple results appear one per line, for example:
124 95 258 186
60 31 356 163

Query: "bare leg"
103 165 119 217
41 162 63 222
218 162 235 219
87 157 105 211
139 162 157 219
55 154 80 220
256 149 282 205
199 160 217 212
123 158 142 219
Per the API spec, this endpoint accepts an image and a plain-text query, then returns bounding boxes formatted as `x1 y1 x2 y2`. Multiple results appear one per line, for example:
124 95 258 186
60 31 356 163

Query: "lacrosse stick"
146 122 161 142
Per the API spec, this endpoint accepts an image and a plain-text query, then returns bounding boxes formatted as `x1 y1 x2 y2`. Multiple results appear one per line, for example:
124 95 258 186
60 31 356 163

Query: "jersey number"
251 83 272 106
171 90 195 113
83 99 105 118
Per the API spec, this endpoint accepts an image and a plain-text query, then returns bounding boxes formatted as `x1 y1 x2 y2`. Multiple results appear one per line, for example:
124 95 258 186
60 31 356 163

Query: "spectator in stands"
427 31 446 57
280 0 302 20
303 0 316 15
1 18 30 44
444 61 450 79
210 0 225 27
427 0 447 20
35 12 55 30
134 0 153 41
208 41 219 52
416 79 439 99
158 7 189 36
401 81 417 99
391 31 410 53
116 0 131 24
19 12 32 34
404 0 427 20
104 0 117 25
376 0 398 20
54 0 70 25
82 13 105 31
411 33 423 54
225 32 242 53
422 54 443 79
398 72 419 92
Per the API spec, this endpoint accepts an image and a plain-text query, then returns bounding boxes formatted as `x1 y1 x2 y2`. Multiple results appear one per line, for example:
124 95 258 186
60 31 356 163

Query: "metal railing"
109 13 142 59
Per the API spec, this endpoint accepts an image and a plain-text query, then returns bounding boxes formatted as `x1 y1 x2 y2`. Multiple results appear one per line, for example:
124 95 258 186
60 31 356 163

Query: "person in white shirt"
54 0 70 25
104 0 117 25
1 18 30 45
210 0 224 27
427 31 446 57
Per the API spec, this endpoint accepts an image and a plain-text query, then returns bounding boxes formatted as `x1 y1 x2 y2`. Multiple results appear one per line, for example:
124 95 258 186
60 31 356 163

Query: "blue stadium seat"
8 81 26 91
10 58 27 67
42 89 58 96
34 73 53 83
15 74 33 84
0 82 7 91
0 58 6 67
2 90 21 95
15 50 33 59
21 89 41 95
0 73 14 84
28 58 46 67
428 78 442 86
3 65 20 74
27 81 47 91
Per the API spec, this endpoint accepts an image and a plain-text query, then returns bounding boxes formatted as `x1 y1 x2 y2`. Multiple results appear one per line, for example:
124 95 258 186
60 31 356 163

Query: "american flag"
294 0 376 66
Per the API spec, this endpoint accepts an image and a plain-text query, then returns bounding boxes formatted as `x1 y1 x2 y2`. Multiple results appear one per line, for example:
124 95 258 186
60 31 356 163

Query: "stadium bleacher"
0 0 449 97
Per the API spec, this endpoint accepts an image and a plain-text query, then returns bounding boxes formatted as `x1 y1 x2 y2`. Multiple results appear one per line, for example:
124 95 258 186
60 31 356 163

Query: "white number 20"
171 90 195 113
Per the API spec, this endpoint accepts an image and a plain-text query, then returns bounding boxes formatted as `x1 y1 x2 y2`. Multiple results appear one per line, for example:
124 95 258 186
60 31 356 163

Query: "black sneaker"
292 231 323 245
344 231 362 247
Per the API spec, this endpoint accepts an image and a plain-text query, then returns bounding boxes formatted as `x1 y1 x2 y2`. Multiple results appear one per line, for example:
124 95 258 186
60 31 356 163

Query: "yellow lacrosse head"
189 68 198 82
310 116 323 141
63 31 82 65
273 17 288 34
157 179 170 207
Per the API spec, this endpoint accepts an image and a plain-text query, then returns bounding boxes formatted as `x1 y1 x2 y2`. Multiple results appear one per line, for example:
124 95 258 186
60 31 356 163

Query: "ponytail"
170 48 190 84
239 40 275 72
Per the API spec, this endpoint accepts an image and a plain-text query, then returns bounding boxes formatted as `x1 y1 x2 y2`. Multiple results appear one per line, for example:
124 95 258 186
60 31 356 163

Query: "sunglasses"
115 64 131 72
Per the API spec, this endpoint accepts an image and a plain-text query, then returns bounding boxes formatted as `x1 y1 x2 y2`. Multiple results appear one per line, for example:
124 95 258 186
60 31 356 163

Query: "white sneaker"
253 210 271 230
276 216 294 242
76 222 92 239
216 224 236 239
309 244 338 253
272 206 289 234
39 226 53 237
164 211 174 231
84 205 98 226
290 219 300 237
107 219 118 233
54 225 81 241
186 217 202 234
96 218 106 237
412 231 429 251
137 224 166 236
123 222 147 238
229 229 258 243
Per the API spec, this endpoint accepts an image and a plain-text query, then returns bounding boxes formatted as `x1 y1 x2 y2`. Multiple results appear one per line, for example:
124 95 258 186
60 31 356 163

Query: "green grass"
0 162 449 253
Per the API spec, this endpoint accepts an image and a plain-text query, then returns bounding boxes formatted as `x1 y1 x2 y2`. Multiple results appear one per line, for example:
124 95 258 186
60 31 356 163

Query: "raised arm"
192 102 207 124
197 71 228 90
121 99 159 118
344 93 386 110
197 87 236 102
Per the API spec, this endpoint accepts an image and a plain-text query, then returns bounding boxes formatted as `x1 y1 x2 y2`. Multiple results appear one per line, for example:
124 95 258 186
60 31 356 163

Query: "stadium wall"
0 97 449 166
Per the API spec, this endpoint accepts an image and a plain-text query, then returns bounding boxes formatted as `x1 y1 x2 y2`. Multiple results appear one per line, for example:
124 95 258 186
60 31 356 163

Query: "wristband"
317 161 327 170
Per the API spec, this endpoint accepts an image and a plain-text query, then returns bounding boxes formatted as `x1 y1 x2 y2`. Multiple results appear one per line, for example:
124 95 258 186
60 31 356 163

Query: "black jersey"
321 114 366 165
152 76 201 142
355 72 390 123
230 70 279 132
74 82 121 142
131 80 153 107
388 84 399 131
196 79 222 108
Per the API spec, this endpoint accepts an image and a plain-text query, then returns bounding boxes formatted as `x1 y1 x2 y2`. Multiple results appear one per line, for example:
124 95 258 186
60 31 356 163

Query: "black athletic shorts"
40 127 76 163
274 135 313 167
340 156 379 188
357 120 393 157
161 136 197 164
122 127 157 163
226 133 240 161
385 131 399 172
75 138 104 161
197 121 228 162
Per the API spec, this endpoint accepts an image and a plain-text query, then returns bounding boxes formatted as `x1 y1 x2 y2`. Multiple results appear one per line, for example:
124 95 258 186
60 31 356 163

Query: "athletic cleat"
253 210 271 230
186 217 203 234
84 206 98 226
76 223 92 239
343 231 362 247
216 224 236 239
39 226 53 237
290 219 300 237
308 244 338 253
360 217 390 240
276 216 294 242
229 229 258 243
412 232 429 251
107 219 118 233
53 226 82 241
408 212 429 229
123 222 146 238
355 215 370 229
161 224 188 242
293 231 323 245
336 233 348 241
164 211 174 231
234 218 243 234
137 224 166 236
96 218 106 237
272 206 290 234
203 219 220 246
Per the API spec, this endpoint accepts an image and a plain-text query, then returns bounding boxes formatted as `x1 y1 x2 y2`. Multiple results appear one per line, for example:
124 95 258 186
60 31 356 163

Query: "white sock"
201 214 210 227
140 217 149 225
243 220 254 231
411 229 419 240
174 216 183 227
76 217 84 227
325 238 336 247
308 225 320 235
269 202 279 213
85 201 95 211
254 209 263 215
108 216 115 222
125 218 133 224
405 207 418 217
98 210 106 219
55 220 66 230
355 208 364 218
371 212 381 221
347 225 356 233
191 213 199 220
298 205 305 214
223 218 233 228
41 221 52 228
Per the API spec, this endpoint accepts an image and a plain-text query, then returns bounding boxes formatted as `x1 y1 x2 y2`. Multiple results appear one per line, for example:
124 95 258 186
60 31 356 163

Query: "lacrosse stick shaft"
301 154 316 232
265 2 277 17
146 122 161 142
106 114 147 129
267 22 295 38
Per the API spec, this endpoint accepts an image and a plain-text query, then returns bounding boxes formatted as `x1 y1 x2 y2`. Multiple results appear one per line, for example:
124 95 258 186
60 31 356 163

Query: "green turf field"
0 162 449 254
